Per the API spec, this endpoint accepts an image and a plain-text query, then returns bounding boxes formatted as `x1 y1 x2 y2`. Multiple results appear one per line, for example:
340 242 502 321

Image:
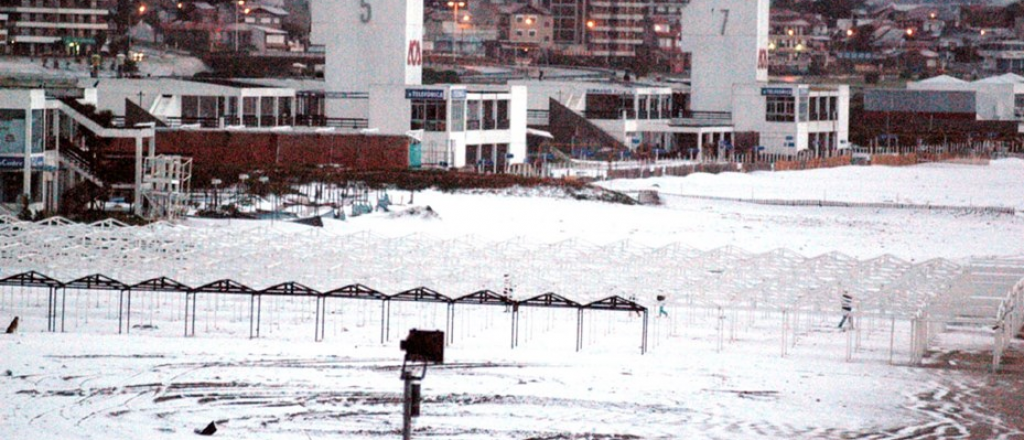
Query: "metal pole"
314 296 321 341
642 310 648 354
47 287 54 332
320 297 326 342
60 287 66 332
576 309 583 352
402 376 414 440
184 293 190 337
118 290 124 334
126 290 132 334
249 295 255 339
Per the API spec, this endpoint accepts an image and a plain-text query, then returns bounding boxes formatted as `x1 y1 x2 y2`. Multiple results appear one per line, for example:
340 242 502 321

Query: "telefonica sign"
405 89 445 100
761 87 793 97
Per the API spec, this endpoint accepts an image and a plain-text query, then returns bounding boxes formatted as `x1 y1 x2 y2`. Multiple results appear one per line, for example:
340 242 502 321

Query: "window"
808 97 819 121
798 96 808 122
451 99 465 132
497 100 509 129
766 96 795 122
829 96 837 120
467 100 481 130
483 100 495 129
31 109 43 153
638 95 648 119
529 30 536 37
516 16 523 23
516 30 523 37
410 100 447 131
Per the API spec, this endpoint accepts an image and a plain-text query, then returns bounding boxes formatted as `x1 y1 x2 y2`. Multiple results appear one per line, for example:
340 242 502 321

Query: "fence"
650 192 1018 216
0 272 649 354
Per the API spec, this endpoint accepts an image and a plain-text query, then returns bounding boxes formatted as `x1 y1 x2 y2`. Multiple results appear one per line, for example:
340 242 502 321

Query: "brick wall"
106 130 410 170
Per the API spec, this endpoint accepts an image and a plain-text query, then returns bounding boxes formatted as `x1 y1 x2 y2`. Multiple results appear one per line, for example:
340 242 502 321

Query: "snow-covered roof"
915 75 963 88
249 24 287 34
193 2 214 10
973 73 1024 84
252 5 288 16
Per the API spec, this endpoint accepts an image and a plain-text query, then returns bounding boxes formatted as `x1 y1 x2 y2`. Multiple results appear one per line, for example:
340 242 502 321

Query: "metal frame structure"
0 216 1020 363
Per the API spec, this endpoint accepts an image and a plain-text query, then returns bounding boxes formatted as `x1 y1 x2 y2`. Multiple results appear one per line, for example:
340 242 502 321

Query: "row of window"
766 95 839 123
412 99 510 132
808 96 838 122
180 95 293 121
766 96 795 122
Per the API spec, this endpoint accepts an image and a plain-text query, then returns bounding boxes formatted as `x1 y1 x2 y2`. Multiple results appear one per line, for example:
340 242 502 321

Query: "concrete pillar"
696 131 704 162
23 109 32 203
273 97 279 126
52 109 61 211
134 136 143 216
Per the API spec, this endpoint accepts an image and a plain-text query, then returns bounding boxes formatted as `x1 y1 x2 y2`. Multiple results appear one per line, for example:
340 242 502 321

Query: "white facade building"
731 84 850 156
369 84 528 170
679 0 769 113
86 78 298 128
908 73 1024 121
0 89 51 209
312 0 529 169
311 0 423 119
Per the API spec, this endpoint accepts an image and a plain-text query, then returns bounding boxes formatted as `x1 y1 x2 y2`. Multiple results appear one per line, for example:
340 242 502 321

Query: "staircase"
58 141 104 188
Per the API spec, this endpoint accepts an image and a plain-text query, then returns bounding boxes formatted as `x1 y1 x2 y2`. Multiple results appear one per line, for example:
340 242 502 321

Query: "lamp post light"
238 173 249 210
127 3 146 62
258 175 272 224
211 178 222 211
446 0 465 63
234 0 247 52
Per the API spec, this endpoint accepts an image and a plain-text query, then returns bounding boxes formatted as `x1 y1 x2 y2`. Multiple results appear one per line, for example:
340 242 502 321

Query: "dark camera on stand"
400 329 445 364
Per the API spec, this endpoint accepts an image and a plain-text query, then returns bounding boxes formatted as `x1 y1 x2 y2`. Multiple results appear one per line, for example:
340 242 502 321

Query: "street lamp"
234 0 247 52
258 175 272 224
127 4 146 57
446 0 465 62
585 19 598 61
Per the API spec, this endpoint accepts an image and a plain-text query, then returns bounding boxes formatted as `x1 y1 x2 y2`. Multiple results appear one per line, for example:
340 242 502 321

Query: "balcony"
670 111 732 127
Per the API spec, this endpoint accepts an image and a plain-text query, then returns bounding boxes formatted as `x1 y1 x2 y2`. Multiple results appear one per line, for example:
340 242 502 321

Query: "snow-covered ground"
2 160 1023 439
599 159 1024 210
0 43 207 79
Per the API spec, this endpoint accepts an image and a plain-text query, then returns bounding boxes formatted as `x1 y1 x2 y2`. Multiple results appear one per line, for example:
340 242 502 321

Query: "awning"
63 36 97 45
526 127 553 139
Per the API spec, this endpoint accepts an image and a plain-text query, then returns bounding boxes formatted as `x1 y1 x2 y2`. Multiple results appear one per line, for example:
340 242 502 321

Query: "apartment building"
0 0 112 56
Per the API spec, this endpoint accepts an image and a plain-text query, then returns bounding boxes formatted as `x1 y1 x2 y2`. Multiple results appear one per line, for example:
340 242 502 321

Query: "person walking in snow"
503 274 514 313
657 295 668 318
838 291 854 330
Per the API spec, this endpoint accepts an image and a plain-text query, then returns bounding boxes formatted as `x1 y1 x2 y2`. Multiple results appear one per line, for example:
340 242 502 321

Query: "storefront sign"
405 89 445 100
0 154 45 169
451 89 467 99
761 87 793 97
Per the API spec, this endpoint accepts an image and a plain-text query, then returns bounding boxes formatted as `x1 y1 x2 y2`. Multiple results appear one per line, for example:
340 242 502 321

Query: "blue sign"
0 155 45 169
405 89 445 100
761 87 793 97
451 89 467 99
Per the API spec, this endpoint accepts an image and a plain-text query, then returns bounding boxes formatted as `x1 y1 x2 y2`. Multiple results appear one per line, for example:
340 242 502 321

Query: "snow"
2 160 1024 439
599 158 1024 210
0 46 208 80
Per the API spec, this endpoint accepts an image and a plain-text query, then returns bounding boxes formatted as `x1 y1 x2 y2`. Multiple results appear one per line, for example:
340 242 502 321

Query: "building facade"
0 0 112 56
